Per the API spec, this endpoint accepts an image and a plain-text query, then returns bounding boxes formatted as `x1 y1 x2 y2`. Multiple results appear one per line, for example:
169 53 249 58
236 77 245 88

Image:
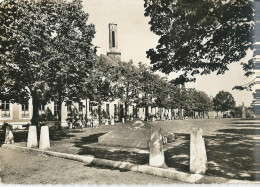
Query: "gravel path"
0 147 183 184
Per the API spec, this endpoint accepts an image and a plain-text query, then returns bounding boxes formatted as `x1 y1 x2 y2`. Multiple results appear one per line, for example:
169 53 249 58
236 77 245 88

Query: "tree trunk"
125 102 128 122
31 92 40 127
98 104 101 125
135 106 138 118
57 98 62 130
145 105 149 121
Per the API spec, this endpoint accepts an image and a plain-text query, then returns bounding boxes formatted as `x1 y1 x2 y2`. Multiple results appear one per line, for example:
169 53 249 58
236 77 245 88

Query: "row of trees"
89 58 237 121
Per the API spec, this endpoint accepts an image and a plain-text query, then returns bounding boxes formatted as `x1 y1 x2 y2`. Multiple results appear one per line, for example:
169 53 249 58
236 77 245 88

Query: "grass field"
0 118 257 181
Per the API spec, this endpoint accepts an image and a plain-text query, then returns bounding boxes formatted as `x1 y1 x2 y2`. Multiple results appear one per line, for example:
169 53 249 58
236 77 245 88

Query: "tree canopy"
213 91 236 112
144 0 255 85
0 0 95 126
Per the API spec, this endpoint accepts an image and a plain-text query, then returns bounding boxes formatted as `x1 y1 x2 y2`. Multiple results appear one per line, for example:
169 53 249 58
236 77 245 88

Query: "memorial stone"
190 128 207 174
149 126 165 167
39 126 50 150
111 118 115 125
27 126 38 148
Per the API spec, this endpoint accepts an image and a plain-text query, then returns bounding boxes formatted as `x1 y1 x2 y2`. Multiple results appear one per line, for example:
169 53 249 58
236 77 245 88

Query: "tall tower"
107 23 121 61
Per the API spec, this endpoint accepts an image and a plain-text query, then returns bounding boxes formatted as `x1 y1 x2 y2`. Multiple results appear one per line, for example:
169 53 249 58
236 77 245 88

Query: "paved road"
0 147 183 184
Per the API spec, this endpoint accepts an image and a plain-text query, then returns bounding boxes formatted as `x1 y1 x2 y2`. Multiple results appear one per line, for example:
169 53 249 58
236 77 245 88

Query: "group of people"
68 119 98 129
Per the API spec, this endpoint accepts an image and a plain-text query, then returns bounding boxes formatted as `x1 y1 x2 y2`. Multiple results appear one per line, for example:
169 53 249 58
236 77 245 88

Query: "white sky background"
83 0 254 107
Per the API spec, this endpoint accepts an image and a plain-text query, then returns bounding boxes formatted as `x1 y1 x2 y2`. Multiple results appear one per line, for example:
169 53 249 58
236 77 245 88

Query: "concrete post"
27 126 38 148
149 126 165 167
39 126 50 150
111 118 114 125
190 128 207 174
5 125 14 144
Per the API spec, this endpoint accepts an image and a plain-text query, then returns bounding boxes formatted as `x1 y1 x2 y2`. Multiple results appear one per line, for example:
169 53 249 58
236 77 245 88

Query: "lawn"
0 118 257 181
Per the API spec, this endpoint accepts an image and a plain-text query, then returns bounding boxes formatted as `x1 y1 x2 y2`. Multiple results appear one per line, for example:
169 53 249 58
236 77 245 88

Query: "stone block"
149 126 165 167
39 126 50 150
122 118 125 124
27 126 38 148
5 125 14 144
190 128 207 174
111 119 114 125
105 119 109 125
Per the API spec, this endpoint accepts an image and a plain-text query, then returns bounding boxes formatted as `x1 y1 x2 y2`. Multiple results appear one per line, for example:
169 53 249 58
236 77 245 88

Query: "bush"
46 107 56 121
148 114 156 121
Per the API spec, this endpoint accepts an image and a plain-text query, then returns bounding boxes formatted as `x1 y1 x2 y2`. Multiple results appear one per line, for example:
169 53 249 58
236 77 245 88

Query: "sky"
82 0 254 107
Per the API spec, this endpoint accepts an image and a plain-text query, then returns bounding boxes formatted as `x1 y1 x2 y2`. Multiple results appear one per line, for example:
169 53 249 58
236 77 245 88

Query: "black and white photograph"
0 0 259 185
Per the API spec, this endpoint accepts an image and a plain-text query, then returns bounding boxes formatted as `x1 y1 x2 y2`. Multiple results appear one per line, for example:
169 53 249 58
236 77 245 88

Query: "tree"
136 62 164 121
45 0 95 128
144 0 254 85
0 0 55 126
213 91 236 114
193 90 213 118
116 60 141 121
153 76 171 111
0 0 95 128
230 106 242 118
86 55 118 125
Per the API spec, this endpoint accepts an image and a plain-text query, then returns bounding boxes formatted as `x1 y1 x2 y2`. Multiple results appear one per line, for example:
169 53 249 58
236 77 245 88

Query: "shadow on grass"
84 163 129 172
230 125 260 128
205 132 254 180
73 133 149 165
0 128 79 144
218 128 256 136
49 129 76 141
164 131 254 181
231 122 259 125
165 134 190 172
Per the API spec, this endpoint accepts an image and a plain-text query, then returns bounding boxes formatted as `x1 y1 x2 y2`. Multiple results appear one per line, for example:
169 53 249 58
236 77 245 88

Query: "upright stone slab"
149 126 165 167
190 128 207 174
105 119 109 125
39 126 50 150
5 125 14 144
122 118 125 124
111 118 115 125
27 126 38 148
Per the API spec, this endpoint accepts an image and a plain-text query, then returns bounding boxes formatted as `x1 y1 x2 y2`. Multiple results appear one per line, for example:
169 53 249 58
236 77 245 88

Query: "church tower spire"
107 23 121 61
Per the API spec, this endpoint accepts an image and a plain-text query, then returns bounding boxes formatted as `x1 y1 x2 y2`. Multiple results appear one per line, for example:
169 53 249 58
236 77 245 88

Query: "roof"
98 54 120 67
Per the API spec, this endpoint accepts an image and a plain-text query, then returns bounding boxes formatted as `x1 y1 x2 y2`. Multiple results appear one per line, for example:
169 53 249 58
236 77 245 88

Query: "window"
67 104 72 112
66 104 72 118
79 102 83 112
89 102 93 113
106 103 110 116
21 102 29 117
112 31 115 47
114 104 117 116
1 101 10 117
54 101 58 117
39 104 45 115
